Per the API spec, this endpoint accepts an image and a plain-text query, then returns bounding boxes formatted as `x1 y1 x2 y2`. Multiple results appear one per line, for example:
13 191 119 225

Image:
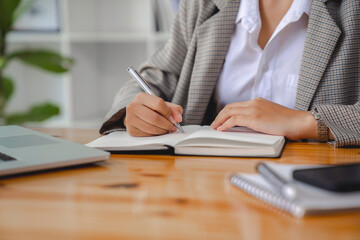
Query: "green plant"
0 0 73 125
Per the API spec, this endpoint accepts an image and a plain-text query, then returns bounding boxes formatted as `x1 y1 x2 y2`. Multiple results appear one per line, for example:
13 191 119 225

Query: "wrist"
284 111 317 140
299 111 318 140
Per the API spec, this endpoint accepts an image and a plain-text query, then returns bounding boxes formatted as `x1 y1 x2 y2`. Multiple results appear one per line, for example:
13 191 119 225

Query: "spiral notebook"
230 163 360 218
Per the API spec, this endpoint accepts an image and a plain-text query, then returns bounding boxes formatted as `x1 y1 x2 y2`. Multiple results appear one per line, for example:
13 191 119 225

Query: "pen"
256 162 297 199
127 67 185 133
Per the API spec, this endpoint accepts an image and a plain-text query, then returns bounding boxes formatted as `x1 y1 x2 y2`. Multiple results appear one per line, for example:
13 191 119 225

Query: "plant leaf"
5 102 60 125
1 76 15 101
27 102 60 122
4 113 27 125
0 0 22 35
8 50 74 73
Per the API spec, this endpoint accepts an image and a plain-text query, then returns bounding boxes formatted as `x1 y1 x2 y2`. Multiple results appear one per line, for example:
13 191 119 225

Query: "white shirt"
215 0 312 110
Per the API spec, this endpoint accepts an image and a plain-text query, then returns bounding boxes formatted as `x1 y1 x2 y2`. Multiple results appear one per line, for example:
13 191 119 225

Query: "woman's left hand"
211 98 317 140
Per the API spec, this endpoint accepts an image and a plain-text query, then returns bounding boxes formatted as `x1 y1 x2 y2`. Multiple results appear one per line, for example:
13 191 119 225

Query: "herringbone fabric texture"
101 0 360 147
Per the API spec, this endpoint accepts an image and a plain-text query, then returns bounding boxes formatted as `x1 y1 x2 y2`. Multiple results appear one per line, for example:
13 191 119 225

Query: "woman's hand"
124 92 183 137
211 98 318 140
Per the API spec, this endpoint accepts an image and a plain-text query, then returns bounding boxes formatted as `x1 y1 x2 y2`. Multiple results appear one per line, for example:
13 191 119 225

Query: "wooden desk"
1 128 360 240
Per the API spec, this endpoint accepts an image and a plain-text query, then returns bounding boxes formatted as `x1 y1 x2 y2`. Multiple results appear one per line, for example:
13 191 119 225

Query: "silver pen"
127 67 185 133
256 162 297 199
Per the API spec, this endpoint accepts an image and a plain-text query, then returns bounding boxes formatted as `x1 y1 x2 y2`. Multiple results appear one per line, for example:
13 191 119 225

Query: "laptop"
0 125 110 177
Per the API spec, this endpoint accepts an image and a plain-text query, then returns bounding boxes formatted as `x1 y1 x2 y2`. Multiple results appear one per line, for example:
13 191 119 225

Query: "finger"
131 115 174 136
136 93 172 119
167 102 184 114
126 106 173 136
211 104 237 129
127 124 167 137
216 115 248 131
127 125 152 137
211 105 249 129
133 104 174 132
167 103 183 123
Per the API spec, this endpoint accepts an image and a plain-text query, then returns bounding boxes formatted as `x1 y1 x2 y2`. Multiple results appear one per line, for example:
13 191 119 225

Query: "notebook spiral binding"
230 174 305 218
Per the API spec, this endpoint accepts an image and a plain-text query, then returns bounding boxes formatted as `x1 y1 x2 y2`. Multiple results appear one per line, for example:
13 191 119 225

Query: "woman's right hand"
124 92 183 137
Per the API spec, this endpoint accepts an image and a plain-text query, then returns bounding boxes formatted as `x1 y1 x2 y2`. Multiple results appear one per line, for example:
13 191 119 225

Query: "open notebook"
87 125 285 157
230 163 360 218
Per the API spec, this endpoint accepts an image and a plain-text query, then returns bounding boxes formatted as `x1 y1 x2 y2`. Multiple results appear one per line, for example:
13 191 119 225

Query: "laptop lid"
0 125 109 177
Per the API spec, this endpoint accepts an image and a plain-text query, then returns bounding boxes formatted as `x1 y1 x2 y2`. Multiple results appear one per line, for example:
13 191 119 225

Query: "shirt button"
261 65 269 72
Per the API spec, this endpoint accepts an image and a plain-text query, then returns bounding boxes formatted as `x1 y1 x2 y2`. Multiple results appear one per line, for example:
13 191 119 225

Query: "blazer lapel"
185 0 240 124
295 0 342 111
212 0 231 10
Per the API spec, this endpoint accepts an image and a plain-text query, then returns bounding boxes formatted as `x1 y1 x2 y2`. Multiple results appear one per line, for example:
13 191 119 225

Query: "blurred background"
4 0 179 128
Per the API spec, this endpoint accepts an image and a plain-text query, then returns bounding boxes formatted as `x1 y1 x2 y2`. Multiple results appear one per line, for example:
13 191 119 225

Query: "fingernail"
171 126 177 132
169 116 176 123
217 126 224 131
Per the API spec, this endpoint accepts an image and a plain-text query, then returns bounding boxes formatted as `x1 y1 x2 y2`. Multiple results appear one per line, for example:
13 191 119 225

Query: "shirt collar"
285 0 313 23
236 0 259 26
235 0 313 26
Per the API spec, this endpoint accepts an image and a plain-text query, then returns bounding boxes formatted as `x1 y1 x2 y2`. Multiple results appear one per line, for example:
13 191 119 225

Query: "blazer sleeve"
314 102 360 147
99 0 194 134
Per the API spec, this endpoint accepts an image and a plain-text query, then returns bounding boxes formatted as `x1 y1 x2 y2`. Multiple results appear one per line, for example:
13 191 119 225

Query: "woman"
101 0 360 147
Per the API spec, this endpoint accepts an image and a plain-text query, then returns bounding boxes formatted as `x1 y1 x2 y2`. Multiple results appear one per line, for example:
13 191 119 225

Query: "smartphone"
293 163 360 192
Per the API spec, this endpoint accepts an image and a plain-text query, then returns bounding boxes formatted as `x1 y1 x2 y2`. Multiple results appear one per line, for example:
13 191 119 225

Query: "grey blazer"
101 0 360 147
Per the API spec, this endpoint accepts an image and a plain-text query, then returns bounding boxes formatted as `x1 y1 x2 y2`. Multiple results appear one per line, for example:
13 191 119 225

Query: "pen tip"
175 123 185 133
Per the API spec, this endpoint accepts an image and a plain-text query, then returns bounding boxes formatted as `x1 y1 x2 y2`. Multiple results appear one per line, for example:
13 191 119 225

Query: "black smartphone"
293 163 360 192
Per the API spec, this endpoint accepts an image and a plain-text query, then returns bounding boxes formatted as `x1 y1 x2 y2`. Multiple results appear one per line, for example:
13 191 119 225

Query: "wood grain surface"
0 128 359 240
